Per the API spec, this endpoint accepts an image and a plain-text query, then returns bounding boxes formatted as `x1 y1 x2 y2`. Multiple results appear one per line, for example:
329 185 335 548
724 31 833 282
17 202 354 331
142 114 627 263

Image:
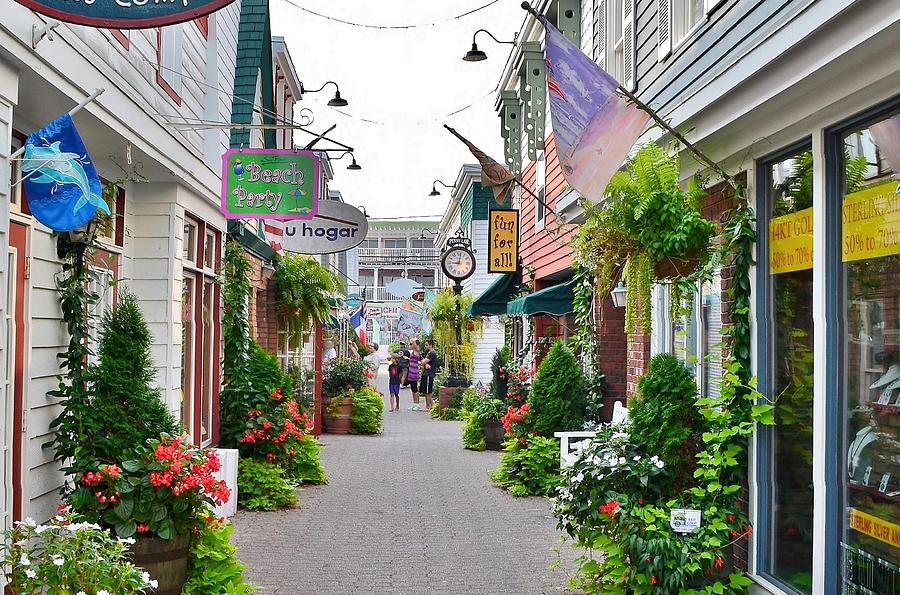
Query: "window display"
763 148 815 593
841 114 900 590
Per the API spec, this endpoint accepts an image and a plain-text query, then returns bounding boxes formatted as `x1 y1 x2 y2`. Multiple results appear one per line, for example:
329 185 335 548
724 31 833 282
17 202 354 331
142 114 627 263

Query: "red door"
9 222 27 523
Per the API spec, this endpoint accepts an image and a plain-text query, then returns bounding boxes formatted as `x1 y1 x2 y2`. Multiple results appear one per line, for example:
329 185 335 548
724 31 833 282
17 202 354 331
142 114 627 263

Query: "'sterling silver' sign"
282 200 368 255
16 0 236 29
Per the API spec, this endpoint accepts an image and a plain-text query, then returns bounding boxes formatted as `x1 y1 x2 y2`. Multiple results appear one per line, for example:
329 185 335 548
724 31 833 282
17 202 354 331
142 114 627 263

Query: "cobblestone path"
232 372 574 594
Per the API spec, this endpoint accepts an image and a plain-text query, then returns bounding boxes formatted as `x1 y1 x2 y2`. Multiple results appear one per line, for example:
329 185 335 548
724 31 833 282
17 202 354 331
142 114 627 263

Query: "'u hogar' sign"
17 0 237 29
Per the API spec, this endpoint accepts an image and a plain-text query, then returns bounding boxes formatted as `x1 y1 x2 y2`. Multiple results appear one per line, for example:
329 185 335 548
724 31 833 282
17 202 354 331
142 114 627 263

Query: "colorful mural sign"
222 149 320 220
769 207 813 274
842 183 900 262
488 209 519 273
15 0 236 28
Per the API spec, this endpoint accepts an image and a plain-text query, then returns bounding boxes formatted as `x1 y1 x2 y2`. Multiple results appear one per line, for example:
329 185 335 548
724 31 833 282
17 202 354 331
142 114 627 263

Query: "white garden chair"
554 401 628 468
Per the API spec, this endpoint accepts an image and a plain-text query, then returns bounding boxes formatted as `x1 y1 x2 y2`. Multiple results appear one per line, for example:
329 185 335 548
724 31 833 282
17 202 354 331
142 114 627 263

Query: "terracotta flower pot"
324 397 353 434
130 533 191 595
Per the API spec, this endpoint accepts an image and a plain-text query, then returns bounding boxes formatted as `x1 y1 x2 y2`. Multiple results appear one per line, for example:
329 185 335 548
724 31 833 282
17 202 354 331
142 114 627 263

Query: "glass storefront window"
764 147 815 593
840 111 900 586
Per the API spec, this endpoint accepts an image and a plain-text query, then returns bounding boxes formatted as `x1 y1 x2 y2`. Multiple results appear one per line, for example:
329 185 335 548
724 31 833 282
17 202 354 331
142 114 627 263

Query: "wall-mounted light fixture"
610 282 627 308
429 180 455 196
463 29 517 62
300 80 348 107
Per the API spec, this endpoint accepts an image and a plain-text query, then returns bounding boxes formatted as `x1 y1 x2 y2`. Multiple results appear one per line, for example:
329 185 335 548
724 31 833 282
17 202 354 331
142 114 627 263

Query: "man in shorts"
387 357 402 412
419 340 439 411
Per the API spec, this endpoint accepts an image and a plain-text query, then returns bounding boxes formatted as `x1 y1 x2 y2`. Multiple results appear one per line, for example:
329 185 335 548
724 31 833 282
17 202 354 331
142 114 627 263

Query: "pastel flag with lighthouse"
538 15 650 203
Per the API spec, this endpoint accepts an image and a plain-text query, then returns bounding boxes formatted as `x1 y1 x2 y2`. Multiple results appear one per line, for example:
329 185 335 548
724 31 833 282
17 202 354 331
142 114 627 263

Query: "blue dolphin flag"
21 113 110 232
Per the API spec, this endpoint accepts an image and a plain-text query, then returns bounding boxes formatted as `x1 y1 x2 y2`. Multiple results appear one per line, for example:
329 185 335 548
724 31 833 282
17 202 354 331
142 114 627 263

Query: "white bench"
554 402 628 468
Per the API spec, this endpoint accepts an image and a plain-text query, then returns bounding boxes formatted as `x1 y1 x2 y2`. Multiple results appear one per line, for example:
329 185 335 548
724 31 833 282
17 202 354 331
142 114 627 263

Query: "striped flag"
350 302 367 347
538 15 650 203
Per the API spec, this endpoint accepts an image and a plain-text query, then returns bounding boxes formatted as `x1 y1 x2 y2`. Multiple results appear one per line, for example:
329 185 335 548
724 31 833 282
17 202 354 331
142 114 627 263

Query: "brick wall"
244 251 280 355
595 292 627 420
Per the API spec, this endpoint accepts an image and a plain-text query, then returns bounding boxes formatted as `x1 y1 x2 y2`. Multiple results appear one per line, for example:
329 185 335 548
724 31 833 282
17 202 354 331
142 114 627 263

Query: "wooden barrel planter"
130 533 191 595
324 397 353 434
483 419 506 451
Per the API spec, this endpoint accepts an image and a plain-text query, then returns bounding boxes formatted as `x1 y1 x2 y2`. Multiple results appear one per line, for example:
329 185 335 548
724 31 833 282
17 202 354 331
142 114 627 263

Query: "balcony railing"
363 286 441 302
357 248 440 265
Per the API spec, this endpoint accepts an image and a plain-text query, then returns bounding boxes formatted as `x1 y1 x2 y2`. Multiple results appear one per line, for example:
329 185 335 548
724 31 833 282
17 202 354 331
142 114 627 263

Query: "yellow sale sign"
769 207 813 274
849 508 900 549
842 183 900 262
488 209 519 273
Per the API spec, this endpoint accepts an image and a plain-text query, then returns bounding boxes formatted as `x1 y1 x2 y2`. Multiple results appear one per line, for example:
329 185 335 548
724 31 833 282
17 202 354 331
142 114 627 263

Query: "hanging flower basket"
654 251 702 279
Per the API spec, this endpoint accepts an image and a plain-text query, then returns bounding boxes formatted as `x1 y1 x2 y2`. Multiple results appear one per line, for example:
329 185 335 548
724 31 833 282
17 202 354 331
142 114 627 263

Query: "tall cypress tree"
84 290 179 462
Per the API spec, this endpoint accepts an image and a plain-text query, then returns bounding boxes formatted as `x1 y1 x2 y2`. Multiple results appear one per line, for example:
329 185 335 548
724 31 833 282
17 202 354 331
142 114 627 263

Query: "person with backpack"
419 339 440 412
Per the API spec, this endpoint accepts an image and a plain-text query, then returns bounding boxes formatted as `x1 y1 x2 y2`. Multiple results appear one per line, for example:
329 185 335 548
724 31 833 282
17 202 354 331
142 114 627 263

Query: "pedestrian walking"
393 341 411 387
387 357 402 412
407 339 421 410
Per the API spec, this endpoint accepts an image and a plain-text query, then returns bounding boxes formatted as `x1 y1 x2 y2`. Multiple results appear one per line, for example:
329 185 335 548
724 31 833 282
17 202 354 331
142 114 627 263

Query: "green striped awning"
468 271 521 316
507 280 575 316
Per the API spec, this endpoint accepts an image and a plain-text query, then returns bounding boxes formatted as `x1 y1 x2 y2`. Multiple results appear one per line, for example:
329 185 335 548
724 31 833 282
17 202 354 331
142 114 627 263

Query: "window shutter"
622 0 635 90
593 0 607 71
658 0 671 61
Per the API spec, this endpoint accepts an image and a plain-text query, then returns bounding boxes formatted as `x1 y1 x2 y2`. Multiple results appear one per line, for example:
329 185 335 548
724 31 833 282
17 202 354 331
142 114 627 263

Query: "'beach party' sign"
221 149 320 220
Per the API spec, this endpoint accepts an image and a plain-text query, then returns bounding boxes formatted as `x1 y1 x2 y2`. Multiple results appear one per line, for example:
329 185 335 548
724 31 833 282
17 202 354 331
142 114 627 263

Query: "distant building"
351 219 442 347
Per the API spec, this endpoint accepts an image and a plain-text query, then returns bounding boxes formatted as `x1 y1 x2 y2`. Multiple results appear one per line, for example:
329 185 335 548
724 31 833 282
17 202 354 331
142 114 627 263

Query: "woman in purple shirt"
407 339 422 410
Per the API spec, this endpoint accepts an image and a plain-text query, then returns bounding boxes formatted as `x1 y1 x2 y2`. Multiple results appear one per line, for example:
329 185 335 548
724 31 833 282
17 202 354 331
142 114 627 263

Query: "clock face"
442 247 475 281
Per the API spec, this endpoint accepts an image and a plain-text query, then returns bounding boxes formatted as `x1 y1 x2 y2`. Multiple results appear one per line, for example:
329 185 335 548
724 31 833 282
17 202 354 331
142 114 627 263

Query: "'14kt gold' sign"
770 207 813 274
488 209 519 273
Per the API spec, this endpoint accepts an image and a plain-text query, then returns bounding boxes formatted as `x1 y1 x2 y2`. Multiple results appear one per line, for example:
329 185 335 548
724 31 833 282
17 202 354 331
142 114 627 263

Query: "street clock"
441 231 476 289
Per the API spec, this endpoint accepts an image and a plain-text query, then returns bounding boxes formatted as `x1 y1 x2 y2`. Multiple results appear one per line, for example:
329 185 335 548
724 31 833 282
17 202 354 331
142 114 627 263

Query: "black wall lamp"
463 29 517 62
333 150 362 170
300 80 348 107
429 180 455 196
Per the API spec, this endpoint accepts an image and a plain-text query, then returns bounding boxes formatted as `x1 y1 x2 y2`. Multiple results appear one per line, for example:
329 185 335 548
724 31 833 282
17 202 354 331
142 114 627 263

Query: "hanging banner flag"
444 125 516 204
538 16 650 204
488 209 519 273
16 0 236 29
769 207 813 274
222 149 320 220
350 302 367 347
22 113 110 232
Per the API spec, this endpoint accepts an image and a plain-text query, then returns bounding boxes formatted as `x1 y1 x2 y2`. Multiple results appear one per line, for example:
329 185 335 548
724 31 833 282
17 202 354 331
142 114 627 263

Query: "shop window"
182 214 221 446
359 239 378 249
383 238 407 249
410 238 433 250
670 273 722 397
757 144 815 593
838 109 900 584
87 259 117 364
97 181 125 247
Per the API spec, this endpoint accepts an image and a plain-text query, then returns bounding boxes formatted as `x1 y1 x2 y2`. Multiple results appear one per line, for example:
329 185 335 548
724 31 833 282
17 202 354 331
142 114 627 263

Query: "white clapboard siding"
0 94 12 552
466 220 511 383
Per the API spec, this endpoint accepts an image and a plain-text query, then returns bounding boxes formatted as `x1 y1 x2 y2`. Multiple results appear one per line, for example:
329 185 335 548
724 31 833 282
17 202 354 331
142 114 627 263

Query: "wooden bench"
554 402 628 468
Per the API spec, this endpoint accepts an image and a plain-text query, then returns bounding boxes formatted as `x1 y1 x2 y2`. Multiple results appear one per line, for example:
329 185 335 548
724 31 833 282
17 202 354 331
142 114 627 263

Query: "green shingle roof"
230 0 276 149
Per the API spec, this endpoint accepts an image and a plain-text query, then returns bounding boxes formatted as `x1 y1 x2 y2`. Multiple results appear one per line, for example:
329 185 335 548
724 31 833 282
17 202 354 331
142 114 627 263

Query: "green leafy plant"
439 407 462 421
348 385 384 434
2 510 155 594
527 341 587 436
631 354 705 489
69 435 230 540
183 515 255 595
322 358 368 399
274 253 341 337
572 143 716 333
491 347 510 401
237 459 298 511
491 436 561 497
429 402 441 418
462 413 486 450
282 434 328 485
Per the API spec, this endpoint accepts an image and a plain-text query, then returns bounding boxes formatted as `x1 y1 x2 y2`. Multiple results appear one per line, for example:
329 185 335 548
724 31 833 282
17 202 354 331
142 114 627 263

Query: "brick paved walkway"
232 372 574 594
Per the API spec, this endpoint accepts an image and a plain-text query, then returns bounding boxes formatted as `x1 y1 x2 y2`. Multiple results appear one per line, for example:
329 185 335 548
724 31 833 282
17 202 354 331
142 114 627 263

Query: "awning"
468 271 521 316
507 280 576 316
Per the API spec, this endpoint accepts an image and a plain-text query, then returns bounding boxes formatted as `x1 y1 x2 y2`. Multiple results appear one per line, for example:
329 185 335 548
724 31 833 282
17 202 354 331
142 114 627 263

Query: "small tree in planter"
527 340 587 437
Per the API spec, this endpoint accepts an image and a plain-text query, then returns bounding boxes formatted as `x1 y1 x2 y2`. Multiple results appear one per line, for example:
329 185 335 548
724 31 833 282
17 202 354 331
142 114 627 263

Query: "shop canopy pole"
10 88 105 160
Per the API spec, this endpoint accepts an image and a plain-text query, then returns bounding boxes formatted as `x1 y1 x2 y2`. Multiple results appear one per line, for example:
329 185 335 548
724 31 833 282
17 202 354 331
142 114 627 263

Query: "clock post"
440 230 476 388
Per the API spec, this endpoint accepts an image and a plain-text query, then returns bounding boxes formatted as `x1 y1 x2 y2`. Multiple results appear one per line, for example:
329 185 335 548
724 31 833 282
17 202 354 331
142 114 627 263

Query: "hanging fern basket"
654 250 703 279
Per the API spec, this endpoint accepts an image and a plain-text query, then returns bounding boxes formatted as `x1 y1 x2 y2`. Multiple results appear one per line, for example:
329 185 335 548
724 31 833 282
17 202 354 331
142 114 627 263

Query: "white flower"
77 591 87 595
21 517 36 527
54 515 66 522
142 571 151 584
150 580 159 589
617 457 626 465
34 524 51 534
25 569 36 579
52 556 64 567
97 590 110 595
633 455 641 461
572 472 584 484
19 554 30 566
655 460 665 468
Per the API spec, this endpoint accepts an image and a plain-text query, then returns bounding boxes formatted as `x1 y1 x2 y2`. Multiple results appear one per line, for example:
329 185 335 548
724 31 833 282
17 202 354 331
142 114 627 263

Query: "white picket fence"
554 401 628 469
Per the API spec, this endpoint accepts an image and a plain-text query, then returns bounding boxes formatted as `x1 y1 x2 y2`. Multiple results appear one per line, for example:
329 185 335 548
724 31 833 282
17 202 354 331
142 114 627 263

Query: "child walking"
387 358 402 412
